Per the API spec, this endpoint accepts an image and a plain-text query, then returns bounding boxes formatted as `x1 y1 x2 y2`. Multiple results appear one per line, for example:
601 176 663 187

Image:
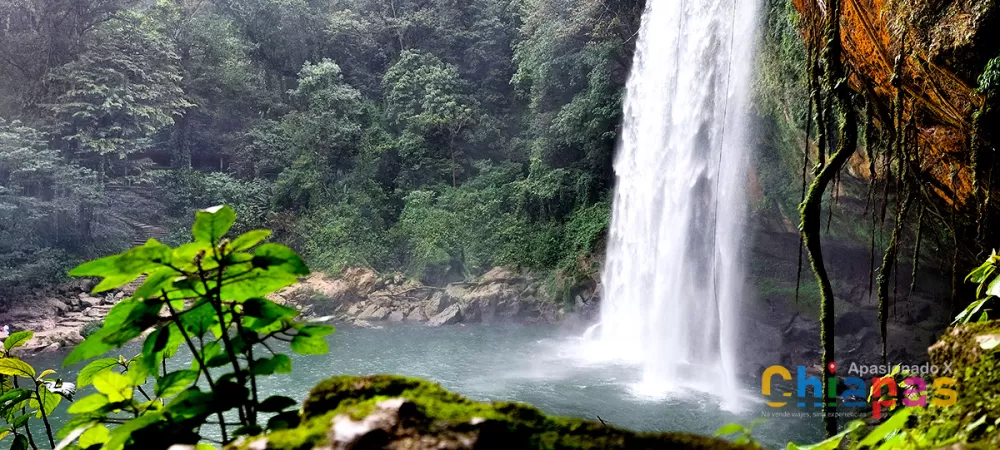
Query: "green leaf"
266 410 300 431
193 205 236 244
78 425 110 448
715 423 744 436
0 390 32 415
230 230 272 251
155 370 197 398
0 359 35 379
220 269 299 301
257 395 296 413
9 414 29 430
105 411 162 450
133 268 179 300
787 420 863 450
10 434 27 450
70 240 172 293
3 331 33 351
858 408 913 447
297 324 335 338
31 386 62 417
195 444 214 450
66 394 109 414
102 297 163 346
290 334 327 355
92 372 132 403
63 298 140 366
242 298 298 324
196 341 223 370
179 300 218 338
76 358 119 388
250 355 293 376
252 244 309 276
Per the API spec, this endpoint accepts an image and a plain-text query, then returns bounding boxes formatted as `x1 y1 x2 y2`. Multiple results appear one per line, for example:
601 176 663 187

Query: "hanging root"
795 43 817 305
877 187 912 364
950 163 959 306
908 203 924 300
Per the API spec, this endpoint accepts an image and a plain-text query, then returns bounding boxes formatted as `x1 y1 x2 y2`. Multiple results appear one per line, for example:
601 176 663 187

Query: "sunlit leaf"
858 408 913 447
155 370 197 398
230 230 271 251
30 385 61 417
0 359 35 379
78 425 109 448
92 372 132 403
66 394 108 414
3 331 33 351
76 358 119 388
133 268 180 300
290 334 327 355
192 205 235 244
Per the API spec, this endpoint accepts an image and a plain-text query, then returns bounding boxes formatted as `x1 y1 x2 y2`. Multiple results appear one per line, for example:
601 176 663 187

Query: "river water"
27 324 822 448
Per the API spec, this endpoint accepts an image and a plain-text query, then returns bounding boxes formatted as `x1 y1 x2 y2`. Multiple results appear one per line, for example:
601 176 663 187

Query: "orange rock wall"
793 0 993 206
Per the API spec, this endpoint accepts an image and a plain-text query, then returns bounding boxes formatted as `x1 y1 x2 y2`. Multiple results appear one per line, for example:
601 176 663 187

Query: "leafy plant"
0 330 73 450
58 205 332 449
955 250 1000 324
715 419 766 447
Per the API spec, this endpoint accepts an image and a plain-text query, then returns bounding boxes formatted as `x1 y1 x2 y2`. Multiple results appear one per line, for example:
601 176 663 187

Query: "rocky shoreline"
0 266 598 355
0 280 123 354
270 267 598 329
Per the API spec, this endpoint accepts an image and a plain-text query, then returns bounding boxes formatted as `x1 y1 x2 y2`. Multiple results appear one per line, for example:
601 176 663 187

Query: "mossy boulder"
232 375 753 450
905 321 1000 447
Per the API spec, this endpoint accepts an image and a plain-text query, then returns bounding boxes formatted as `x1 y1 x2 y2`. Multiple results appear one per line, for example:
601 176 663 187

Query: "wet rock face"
231 375 754 450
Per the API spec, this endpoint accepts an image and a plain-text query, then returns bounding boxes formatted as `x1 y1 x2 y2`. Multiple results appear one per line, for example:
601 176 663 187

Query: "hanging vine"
795 41 817 305
798 0 855 436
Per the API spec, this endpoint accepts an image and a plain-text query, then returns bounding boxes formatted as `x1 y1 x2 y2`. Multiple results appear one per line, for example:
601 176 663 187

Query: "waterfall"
595 0 757 402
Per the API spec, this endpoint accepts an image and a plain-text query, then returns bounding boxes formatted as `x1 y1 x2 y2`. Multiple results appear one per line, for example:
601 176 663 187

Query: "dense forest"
0 0 645 303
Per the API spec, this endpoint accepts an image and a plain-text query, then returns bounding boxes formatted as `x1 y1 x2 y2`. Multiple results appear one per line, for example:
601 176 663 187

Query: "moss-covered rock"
233 375 754 450
902 321 1000 447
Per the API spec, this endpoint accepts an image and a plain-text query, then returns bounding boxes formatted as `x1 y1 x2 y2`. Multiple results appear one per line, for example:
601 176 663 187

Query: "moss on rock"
236 375 755 450
904 321 1000 447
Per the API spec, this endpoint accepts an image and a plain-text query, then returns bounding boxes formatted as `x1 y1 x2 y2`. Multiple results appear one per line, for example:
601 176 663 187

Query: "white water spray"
594 0 757 404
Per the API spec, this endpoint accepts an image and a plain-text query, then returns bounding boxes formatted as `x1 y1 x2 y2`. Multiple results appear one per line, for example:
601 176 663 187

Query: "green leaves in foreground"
60 205 326 449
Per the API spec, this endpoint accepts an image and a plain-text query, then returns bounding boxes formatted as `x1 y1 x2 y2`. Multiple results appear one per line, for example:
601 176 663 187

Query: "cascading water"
593 0 756 403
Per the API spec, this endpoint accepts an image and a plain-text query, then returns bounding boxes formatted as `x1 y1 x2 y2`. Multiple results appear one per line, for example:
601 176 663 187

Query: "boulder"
387 310 406 322
423 292 452 318
79 296 102 308
357 304 390 321
404 307 427 322
427 304 462 327
231 375 753 450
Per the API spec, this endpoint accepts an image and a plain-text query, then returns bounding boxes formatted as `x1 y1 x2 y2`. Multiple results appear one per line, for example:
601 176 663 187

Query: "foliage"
0 330 71 449
57 205 332 449
954 250 1000 324
0 0 645 303
0 119 104 303
46 10 191 165
715 419 765 447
